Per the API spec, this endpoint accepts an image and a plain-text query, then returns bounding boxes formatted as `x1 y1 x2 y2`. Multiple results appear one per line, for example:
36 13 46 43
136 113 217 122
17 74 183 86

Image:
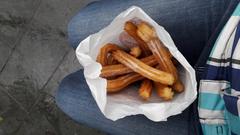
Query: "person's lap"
68 0 230 65
57 0 237 134
56 70 192 135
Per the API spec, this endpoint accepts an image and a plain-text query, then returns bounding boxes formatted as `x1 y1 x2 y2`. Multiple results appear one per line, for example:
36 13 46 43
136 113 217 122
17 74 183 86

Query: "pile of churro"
97 19 184 101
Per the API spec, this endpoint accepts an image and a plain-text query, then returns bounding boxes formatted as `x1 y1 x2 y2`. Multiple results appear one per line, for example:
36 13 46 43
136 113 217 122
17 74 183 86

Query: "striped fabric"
198 3 240 135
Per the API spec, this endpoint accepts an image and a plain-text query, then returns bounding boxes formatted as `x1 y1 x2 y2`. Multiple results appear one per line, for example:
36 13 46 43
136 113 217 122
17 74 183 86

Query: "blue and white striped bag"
198 3 240 135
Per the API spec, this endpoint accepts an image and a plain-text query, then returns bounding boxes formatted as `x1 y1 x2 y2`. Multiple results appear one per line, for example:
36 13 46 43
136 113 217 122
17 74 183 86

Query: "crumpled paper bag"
76 6 197 122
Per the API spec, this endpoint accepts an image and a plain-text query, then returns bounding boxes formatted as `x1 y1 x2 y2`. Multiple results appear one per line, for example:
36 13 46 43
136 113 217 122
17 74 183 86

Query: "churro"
101 55 157 78
130 46 142 58
96 43 122 66
138 79 152 100
154 82 174 101
107 55 118 65
124 21 151 56
112 50 174 85
137 22 184 92
107 73 144 93
172 80 184 92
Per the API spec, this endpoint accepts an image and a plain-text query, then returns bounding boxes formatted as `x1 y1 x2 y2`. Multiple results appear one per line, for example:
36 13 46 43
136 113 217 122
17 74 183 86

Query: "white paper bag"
76 6 197 122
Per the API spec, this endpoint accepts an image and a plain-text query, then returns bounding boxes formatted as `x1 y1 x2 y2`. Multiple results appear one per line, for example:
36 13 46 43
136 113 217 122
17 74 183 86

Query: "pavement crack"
0 83 29 114
28 49 71 113
0 0 43 76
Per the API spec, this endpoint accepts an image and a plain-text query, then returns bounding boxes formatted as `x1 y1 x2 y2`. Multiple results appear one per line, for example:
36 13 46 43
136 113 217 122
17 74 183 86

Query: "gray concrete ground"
0 0 105 134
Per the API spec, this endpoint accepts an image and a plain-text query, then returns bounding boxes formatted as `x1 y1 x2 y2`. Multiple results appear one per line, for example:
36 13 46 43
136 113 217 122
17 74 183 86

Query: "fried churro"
138 79 152 100
96 43 122 66
101 55 157 78
124 21 151 56
154 82 174 101
137 22 184 92
112 50 174 85
130 46 142 58
107 55 118 65
107 73 144 93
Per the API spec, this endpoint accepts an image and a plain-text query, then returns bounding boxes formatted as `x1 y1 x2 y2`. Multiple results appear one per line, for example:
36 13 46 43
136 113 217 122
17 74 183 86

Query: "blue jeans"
56 0 239 134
